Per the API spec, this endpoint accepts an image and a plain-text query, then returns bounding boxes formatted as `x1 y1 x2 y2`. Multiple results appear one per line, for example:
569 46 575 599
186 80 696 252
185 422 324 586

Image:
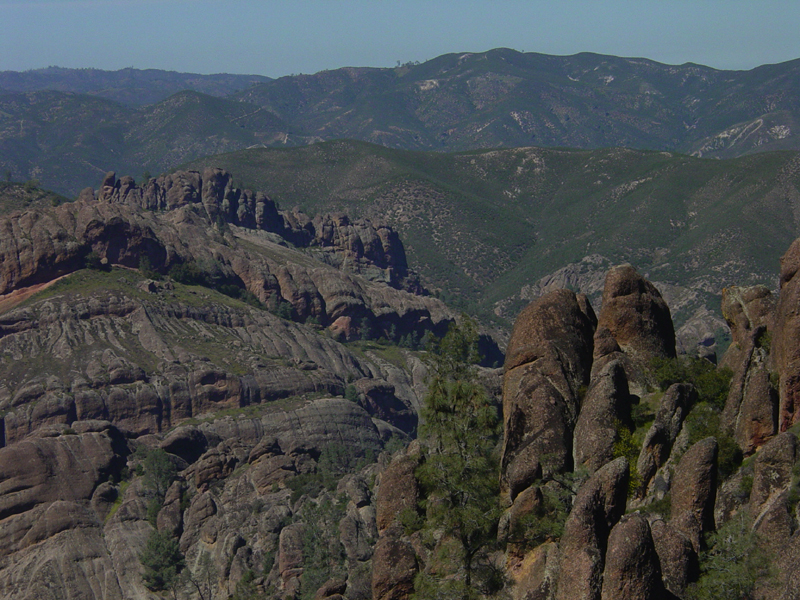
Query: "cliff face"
4 172 800 599
0 173 475 599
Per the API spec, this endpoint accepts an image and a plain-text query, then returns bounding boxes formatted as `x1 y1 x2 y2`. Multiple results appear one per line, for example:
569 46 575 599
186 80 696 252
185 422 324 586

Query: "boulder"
554 457 629 600
502 289 595 499
375 452 420 533
593 265 675 394
649 517 697 596
573 360 632 473
601 513 669 600
670 437 718 551
371 525 418 600
595 265 675 361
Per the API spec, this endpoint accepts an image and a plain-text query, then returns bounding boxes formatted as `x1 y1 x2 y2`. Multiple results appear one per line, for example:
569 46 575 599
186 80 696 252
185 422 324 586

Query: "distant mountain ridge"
3 49 800 196
0 66 271 106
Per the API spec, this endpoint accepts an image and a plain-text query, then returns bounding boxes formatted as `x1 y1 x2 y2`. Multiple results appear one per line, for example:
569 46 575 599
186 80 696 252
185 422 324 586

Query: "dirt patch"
0 276 68 315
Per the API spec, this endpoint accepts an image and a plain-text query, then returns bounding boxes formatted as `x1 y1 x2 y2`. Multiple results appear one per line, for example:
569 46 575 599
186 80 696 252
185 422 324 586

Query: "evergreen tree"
140 529 185 595
414 318 503 599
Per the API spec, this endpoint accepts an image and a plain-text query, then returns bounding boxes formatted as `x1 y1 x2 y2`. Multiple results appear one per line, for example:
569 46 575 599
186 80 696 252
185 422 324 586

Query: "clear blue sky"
2 0 799 76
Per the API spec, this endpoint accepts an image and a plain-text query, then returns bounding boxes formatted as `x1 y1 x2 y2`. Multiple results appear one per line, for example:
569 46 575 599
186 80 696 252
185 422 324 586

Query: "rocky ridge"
375 238 800 600
3 181 800 598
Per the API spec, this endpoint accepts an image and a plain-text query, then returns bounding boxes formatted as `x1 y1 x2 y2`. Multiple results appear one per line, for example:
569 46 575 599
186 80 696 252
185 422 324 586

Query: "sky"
1 0 800 77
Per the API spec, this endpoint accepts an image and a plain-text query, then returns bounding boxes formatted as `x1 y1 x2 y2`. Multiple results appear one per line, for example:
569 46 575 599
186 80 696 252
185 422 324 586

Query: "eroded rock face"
596 265 676 362
593 265 675 394
601 514 667 600
670 437 718 552
554 457 629 600
774 238 800 431
720 285 775 368
636 384 695 498
720 285 777 453
573 360 632 473
750 432 797 513
501 289 596 498
0 428 127 599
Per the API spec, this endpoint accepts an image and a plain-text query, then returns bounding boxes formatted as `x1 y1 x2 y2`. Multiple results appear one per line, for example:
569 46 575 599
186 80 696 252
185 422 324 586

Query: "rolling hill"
4 50 800 197
184 140 800 353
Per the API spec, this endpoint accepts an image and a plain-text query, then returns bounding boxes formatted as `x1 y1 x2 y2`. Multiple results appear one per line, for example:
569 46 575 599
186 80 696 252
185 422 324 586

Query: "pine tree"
140 529 184 594
414 318 503 599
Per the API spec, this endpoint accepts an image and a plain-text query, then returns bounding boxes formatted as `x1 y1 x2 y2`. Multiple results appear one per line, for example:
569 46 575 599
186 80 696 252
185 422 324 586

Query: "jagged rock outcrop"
0 171 447 340
774 239 800 431
669 437 718 552
553 457 629 600
636 383 695 498
573 360 632 473
720 285 777 453
501 289 596 499
601 513 669 600
94 169 413 288
593 265 675 394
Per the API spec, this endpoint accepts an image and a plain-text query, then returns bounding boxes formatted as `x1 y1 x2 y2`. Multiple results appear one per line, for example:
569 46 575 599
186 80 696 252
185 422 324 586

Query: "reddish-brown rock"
573 360 632 473
601 514 669 600
774 238 800 431
670 437 718 551
502 289 595 499
554 457 629 600
595 265 676 362
371 526 418 600
593 266 675 394
719 285 777 452
376 452 420 533
750 432 797 512
649 518 697 596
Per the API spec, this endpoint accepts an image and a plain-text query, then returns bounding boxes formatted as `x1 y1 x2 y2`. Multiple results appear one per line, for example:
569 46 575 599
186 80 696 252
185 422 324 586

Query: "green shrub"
344 384 359 402
140 529 184 592
684 403 743 480
755 329 772 352
84 251 110 271
687 512 772 600
299 497 347 600
169 261 206 285
138 255 161 280
142 448 178 500
651 356 732 410
613 420 642 496
509 484 571 549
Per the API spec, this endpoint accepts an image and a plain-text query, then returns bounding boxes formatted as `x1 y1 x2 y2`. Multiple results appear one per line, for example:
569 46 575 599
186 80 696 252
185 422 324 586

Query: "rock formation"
593 264 676 394
501 289 596 499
